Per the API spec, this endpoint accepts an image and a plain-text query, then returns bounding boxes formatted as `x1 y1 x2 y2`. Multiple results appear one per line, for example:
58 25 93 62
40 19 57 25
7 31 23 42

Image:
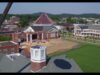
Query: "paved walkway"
21 55 82 73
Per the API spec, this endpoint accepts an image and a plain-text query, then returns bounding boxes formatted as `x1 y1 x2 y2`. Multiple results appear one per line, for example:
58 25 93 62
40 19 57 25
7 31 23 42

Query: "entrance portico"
25 32 50 43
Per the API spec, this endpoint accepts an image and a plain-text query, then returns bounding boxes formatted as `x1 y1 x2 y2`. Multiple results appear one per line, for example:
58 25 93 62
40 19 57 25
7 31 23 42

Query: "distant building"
58 23 74 32
23 13 63 42
74 24 100 37
9 16 20 24
1 16 20 32
0 16 21 43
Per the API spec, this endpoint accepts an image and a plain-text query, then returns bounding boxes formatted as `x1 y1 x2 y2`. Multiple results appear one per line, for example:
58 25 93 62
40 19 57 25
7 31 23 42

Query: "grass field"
66 43 100 72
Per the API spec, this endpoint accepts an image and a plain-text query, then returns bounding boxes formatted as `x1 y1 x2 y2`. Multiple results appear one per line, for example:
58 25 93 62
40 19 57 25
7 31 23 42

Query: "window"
35 50 38 57
41 50 44 57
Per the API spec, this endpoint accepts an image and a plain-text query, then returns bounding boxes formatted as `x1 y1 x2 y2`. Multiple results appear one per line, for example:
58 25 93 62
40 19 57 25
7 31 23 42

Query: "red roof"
34 13 55 24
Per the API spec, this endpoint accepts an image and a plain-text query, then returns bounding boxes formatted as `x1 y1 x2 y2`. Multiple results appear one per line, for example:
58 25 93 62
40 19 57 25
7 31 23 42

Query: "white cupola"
30 45 46 63
30 45 47 72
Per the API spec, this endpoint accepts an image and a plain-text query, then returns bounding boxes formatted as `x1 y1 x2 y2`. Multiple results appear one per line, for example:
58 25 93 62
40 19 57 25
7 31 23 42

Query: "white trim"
24 27 35 32
31 59 46 63
26 34 28 42
10 41 18 45
6 53 21 61
30 34 32 43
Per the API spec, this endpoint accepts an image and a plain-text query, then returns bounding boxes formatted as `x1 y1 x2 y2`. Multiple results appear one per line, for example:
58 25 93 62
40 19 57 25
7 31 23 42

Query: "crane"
0 2 13 28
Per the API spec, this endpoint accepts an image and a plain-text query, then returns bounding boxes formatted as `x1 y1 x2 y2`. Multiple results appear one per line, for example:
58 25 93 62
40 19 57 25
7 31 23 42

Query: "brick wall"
31 62 46 72
22 47 30 58
0 44 19 54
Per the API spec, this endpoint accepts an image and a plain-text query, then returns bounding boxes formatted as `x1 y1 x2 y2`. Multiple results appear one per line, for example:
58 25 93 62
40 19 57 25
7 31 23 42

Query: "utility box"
30 45 46 72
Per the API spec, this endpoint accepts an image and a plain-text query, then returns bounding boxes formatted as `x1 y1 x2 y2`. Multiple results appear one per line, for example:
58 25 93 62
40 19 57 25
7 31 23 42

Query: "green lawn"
66 43 100 72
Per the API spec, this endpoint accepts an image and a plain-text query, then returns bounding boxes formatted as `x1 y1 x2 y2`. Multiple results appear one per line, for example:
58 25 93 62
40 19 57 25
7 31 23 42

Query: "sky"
0 2 100 14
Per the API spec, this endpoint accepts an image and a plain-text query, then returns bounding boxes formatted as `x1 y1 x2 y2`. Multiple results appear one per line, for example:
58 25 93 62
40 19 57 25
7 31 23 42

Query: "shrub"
0 36 12 41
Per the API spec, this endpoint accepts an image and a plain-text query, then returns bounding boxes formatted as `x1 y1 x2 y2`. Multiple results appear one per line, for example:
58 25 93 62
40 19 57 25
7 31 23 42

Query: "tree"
66 17 77 23
78 19 87 24
19 15 30 27
50 15 60 23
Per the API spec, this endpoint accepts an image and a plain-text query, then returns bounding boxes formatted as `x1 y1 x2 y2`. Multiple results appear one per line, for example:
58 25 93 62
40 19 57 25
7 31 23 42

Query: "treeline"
0 13 100 27
55 13 100 18
1 13 100 21
0 13 61 21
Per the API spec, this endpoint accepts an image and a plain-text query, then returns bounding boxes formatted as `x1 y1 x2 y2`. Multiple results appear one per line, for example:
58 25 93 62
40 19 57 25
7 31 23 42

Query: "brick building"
23 13 62 42
0 41 19 54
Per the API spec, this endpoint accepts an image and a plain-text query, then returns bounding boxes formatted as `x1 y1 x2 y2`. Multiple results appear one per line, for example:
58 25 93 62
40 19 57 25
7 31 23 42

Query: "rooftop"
0 41 17 47
34 13 55 24
0 53 30 72
31 25 58 32
31 45 46 49
78 24 100 30
21 55 82 73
